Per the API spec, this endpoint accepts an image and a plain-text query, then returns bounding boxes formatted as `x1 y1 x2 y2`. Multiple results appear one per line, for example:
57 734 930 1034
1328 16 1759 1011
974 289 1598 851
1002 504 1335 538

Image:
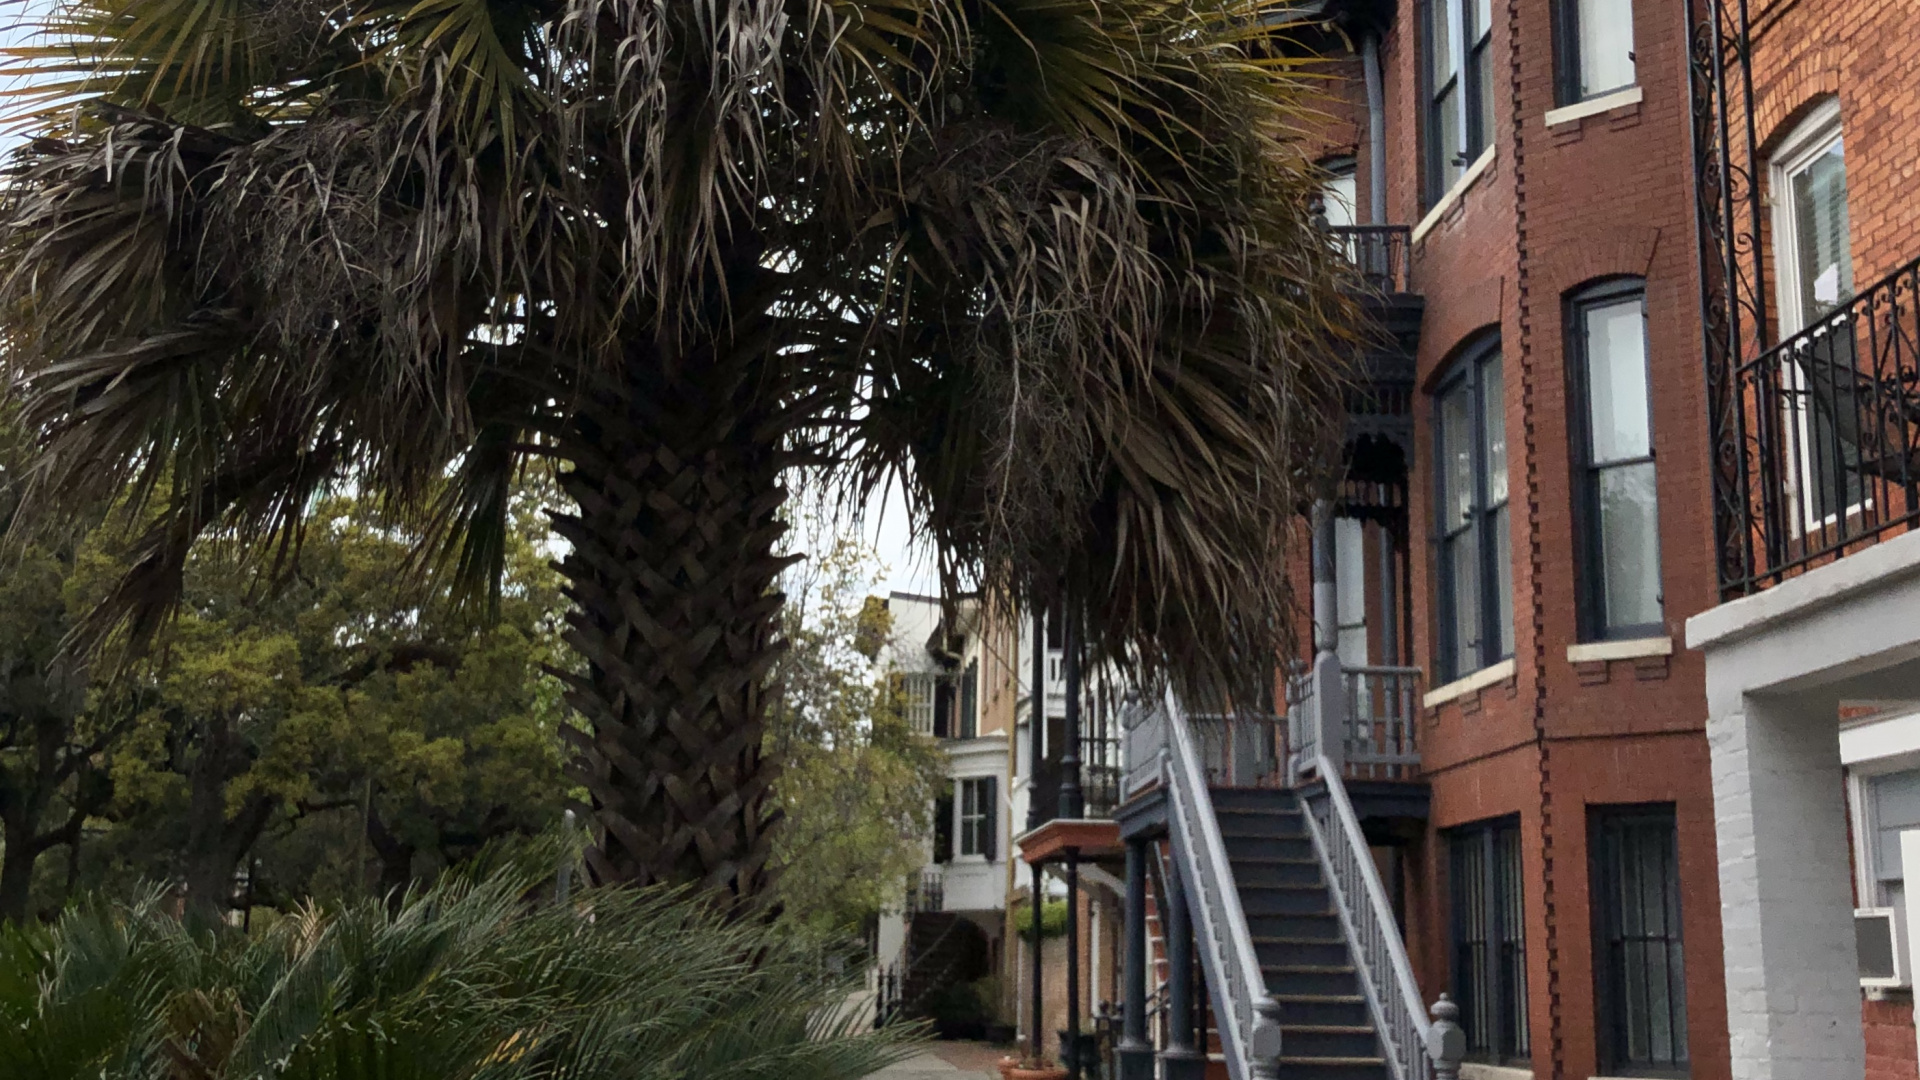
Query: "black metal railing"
1721 256 1920 595
906 869 944 914
1330 225 1413 294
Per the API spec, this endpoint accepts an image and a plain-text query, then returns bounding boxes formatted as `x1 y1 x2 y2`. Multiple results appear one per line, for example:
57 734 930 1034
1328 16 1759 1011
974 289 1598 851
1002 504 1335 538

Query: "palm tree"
0 0 1354 908
0 849 913 1080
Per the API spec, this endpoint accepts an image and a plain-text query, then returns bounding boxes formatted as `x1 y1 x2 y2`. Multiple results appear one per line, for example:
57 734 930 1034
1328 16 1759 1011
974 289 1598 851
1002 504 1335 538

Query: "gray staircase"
1211 787 1389 1080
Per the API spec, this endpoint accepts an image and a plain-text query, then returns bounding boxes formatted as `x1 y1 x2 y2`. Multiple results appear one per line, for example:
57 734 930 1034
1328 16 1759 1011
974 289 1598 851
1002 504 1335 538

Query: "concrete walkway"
867 1042 1008 1080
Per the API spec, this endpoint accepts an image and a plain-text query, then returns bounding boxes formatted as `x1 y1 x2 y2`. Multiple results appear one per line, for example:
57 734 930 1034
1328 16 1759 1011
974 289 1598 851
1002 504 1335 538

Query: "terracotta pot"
1007 1067 1067 1080
996 1058 1018 1080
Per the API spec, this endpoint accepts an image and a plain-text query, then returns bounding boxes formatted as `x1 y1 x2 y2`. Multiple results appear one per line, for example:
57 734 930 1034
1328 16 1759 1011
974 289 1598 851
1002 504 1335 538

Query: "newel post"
1426 994 1466 1080
1248 995 1285 1080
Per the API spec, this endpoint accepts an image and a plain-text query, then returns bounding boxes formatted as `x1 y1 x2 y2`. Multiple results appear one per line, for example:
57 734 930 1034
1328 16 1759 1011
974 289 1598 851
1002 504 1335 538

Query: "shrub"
0 854 917 1080
1012 899 1070 938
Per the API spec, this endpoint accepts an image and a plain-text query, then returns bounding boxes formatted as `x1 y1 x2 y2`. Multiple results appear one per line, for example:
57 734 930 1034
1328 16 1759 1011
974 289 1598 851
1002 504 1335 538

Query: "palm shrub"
0 854 914 1080
0 0 1356 907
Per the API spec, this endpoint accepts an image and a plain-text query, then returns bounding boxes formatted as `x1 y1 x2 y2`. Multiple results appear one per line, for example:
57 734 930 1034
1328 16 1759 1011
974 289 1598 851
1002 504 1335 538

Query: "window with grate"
1450 817 1529 1065
1591 805 1688 1076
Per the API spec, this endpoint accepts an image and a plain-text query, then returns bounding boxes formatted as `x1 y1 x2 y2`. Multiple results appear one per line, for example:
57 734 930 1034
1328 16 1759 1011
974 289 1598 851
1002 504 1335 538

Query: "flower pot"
1007 1067 1067 1080
996 1057 1018 1080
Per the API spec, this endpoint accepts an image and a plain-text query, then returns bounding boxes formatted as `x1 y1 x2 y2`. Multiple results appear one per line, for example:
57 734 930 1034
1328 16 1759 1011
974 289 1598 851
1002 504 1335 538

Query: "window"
1424 0 1495 202
1336 517 1369 666
958 777 997 859
1570 282 1663 640
1321 158 1358 229
1590 805 1688 1076
1433 340 1512 682
1855 767 1920 910
960 659 979 739
1450 818 1529 1064
1556 0 1635 104
1769 100 1860 523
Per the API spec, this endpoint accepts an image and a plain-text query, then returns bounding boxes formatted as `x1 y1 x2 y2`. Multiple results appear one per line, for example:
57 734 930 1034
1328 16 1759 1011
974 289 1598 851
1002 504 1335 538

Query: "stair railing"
1156 689 1277 1080
1297 755 1432 1080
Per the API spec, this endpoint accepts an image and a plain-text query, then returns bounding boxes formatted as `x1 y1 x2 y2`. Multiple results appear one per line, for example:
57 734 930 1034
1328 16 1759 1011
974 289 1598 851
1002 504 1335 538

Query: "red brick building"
1279 0 1730 1076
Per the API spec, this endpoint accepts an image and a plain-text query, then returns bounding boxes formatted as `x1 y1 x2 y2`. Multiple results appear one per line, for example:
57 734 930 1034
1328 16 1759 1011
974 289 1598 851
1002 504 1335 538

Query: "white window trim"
1565 636 1671 664
957 775 993 858
1766 98 1862 532
1543 84 1642 129
1422 656 1517 708
1768 96 1847 340
1842 711 1920 910
1413 146 1496 245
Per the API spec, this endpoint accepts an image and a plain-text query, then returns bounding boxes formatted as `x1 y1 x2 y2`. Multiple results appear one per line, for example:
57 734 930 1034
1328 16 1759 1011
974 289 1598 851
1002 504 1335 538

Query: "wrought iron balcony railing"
1720 255 1920 596
1329 224 1413 295
905 868 944 914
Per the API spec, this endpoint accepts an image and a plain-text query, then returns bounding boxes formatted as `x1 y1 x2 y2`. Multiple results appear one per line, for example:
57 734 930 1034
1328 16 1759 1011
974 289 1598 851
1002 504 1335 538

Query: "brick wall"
1283 0 1735 1075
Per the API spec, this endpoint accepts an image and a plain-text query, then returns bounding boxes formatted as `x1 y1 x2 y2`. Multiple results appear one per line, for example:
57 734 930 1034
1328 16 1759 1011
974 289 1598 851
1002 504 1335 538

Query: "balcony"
1286 663 1422 782
1715 255 1920 596
1329 225 1421 492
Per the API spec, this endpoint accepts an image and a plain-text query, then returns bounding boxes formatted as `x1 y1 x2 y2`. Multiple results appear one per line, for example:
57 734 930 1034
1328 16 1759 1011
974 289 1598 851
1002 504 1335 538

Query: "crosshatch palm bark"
0 0 1359 907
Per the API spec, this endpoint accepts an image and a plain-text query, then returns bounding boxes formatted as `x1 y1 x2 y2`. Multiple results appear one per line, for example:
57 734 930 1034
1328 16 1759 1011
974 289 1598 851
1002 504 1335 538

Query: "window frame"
1767 98 1863 529
1431 337 1512 682
1448 816 1530 1067
1422 0 1495 206
1568 279 1665 642
1553 0 1637 106
1588 803 1689 1078
957 776 996 860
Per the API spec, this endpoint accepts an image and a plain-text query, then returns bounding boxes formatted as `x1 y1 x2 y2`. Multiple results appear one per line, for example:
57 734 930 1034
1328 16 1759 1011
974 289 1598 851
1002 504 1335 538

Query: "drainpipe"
1362 32 1388 226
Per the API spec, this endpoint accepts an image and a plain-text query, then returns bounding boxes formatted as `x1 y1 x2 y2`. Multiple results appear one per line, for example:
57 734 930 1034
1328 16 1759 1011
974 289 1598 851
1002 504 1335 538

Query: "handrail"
1298 755 1432 1080
1158 689 1273 1080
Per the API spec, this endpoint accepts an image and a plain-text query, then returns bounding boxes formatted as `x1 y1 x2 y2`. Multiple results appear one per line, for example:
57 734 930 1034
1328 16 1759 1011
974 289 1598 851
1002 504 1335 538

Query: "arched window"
1567 278 1663 640
1432 334 1511 681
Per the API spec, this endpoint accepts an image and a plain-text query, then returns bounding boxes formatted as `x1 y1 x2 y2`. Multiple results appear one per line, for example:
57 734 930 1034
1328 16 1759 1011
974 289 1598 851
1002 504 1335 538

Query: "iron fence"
1330 225 1413 295
906 869 944 915
1723 255 1920 594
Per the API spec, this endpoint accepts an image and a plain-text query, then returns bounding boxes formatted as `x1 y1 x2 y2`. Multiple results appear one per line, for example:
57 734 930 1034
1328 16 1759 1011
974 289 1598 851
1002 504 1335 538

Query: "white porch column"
1709 692 1864 1080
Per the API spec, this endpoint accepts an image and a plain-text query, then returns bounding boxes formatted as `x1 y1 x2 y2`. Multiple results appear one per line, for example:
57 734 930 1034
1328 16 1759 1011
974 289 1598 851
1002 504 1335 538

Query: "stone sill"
1460 1065 1535 1080
1411 145 1497 246
1544 84 1643 128
1566 636 1674 664
1423 657 1518 709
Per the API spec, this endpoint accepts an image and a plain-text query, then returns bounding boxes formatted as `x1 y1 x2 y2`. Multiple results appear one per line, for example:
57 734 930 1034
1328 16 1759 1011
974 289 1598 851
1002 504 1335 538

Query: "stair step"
1224 835 1314 860
1231 858 1324 887
1254 937 1351 967
1237 884 1333 917
1275 1056 1390 1080
1209 788 1300 812
1281 1025 1382 1059
1214 807 1308 838
1271 994 1371 1027
1247 912 1341 940
1263 965 1361 996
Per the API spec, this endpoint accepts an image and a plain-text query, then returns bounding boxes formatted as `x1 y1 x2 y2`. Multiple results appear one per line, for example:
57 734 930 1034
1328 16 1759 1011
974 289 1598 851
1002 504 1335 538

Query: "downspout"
1362 32 1388 226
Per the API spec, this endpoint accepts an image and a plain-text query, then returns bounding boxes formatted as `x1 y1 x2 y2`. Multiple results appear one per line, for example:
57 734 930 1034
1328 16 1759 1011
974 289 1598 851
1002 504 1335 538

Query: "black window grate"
1450 817 1529 1065
1591 805 1688 1076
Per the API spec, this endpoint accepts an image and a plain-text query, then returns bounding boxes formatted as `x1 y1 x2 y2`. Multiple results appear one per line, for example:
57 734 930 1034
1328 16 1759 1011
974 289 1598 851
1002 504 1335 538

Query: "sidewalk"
867 1041 1008 1080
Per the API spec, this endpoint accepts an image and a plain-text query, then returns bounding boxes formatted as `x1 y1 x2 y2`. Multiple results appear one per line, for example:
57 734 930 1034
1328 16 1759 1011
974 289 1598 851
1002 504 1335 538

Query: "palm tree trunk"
553 344 791 907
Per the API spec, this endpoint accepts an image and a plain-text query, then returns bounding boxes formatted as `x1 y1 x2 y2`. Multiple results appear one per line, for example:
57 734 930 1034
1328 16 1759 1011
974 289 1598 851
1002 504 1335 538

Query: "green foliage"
0 852 917 1080
767 534 945 934
1014 899 1070 938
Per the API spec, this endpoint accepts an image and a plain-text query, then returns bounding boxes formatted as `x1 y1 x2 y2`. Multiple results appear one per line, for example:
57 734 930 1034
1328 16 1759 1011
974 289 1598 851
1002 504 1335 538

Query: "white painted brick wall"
1710 696 1866 1080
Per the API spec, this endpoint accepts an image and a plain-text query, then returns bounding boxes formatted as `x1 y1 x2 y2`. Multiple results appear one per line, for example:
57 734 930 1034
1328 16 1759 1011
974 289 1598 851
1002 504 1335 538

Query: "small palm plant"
0 854 914 1080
